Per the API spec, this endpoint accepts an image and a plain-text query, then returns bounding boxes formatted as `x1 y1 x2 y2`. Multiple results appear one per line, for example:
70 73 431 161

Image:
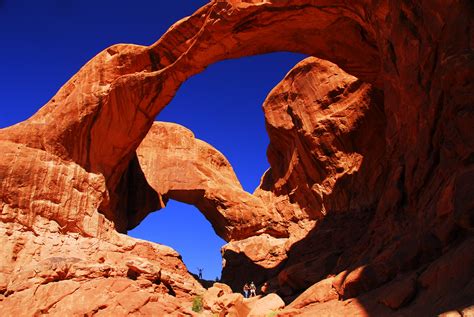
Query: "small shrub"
192 295 203 313
267 311 278 317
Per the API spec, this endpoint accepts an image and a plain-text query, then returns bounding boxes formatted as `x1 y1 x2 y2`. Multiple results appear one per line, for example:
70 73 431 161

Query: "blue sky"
0 0 305 280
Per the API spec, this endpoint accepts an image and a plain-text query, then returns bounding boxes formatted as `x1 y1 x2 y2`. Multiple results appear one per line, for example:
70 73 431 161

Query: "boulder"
248 293 285 317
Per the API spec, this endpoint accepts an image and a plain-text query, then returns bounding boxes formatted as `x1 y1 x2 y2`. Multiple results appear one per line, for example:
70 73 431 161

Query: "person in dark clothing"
243 283 250 298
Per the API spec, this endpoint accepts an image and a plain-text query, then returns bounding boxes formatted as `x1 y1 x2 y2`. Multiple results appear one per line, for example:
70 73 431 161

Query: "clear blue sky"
0 0 305 280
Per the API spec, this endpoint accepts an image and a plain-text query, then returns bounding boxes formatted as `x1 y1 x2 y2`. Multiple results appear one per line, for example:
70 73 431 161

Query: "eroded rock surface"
0 0 473 316
0 221 203 315
131 122 285 241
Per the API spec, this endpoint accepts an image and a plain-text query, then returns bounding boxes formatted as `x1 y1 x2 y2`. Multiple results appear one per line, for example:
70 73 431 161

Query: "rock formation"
0 0 473 316
131 121 286 241
221 56 386 293
0 220 204 315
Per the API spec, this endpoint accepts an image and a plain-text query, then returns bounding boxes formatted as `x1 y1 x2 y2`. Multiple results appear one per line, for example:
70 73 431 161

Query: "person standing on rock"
197 268 203 279
243 283 250 298
260 282 268 295
249 282 257 297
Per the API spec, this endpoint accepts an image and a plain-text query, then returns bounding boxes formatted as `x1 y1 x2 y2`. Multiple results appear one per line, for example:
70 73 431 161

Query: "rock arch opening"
128 200 226 281
126 52 306 281
157 52 306 193
123 53 387 295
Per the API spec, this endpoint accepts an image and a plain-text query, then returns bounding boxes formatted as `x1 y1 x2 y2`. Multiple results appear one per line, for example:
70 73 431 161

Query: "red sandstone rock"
0 222 203 315
0 0 472 316
377 273 417 310
219 56 386 292
439 312 463 317
221 234 289 290
461 306 474 317
248 293 285 317
133 122 285 241
202 282 233 312
287 277 338 309
256 57 385 223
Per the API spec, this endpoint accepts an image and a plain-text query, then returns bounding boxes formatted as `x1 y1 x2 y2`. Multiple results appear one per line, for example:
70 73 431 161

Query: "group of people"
242 281 268 298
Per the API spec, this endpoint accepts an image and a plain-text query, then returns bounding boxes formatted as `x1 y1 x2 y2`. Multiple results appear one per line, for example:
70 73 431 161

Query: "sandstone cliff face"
0 0 473 316
221 57 387 293
259 58 386 222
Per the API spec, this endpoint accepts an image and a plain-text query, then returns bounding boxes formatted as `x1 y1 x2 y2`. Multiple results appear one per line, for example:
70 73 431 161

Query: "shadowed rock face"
219 58 385 296
219 57 387 295
0 0 473 315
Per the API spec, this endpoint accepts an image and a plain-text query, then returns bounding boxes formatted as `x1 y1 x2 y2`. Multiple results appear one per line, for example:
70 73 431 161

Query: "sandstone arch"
129 121 286 241
0 0 473 315
1 0 382 234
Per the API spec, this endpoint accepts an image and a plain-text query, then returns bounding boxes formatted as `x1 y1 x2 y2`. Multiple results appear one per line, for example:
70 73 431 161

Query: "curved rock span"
131 121 286 241
0 0 473 316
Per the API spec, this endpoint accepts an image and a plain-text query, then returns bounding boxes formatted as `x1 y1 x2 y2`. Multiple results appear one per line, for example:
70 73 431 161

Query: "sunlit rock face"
0 0 473 315
129 121 286 242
